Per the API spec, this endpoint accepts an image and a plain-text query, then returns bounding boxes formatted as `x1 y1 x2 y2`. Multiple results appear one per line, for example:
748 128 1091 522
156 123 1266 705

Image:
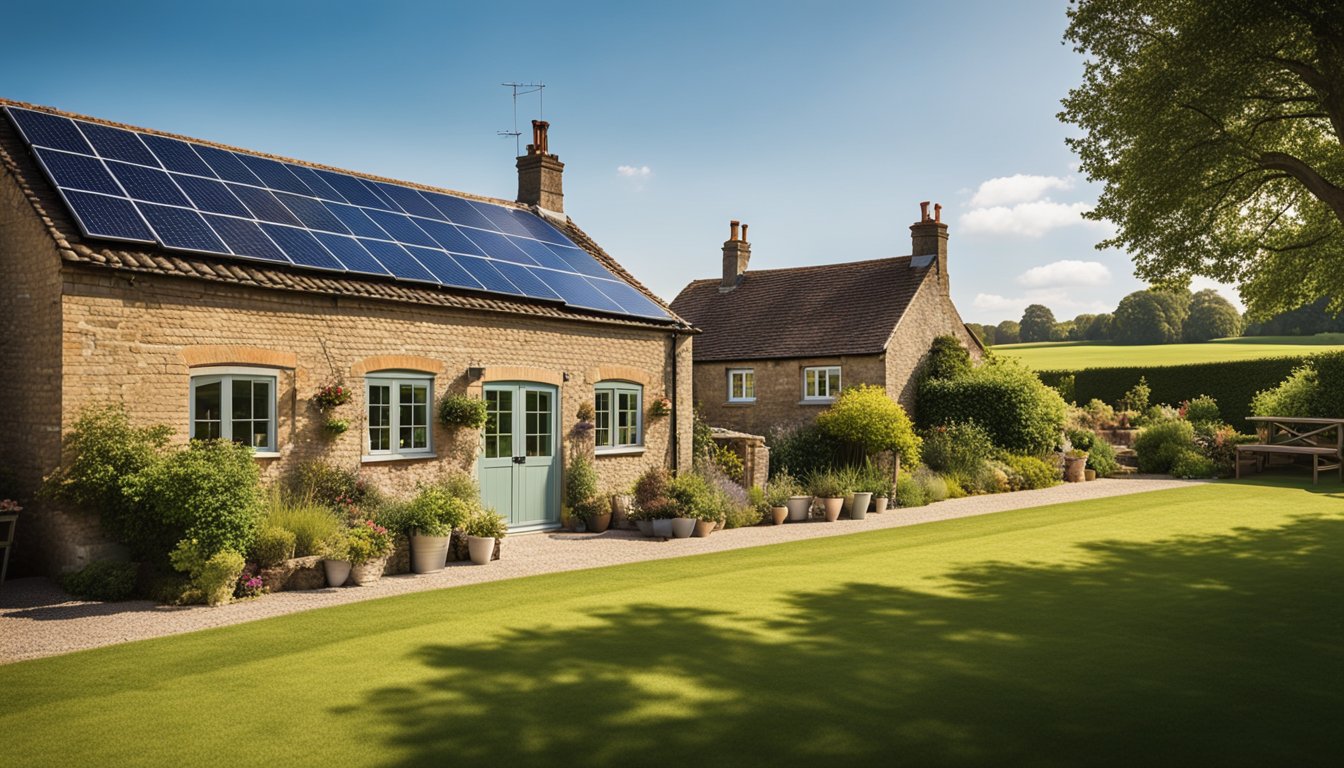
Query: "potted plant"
462 508 508 565
687 499 722 537
347 519 394 585
850 487 872 521
652 506 676 538
402 487 468 574
1064 449 1088 483
647 396 672 419
313 383 352 411
565 455 601 532
324 417 350 436
633 467 673 537
809 472 846 523
773 470 811 523
670 509 696 538
438 393 489 430
868 473 893 514
764 479 792 525
318 531 352 587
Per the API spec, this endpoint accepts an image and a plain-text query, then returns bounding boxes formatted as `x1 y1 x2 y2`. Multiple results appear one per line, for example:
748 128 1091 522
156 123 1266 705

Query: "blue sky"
1 0 1239 324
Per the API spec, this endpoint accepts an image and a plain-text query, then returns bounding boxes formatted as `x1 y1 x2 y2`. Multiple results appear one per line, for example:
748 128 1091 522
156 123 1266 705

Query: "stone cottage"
670 203 982 436
0 99 694 573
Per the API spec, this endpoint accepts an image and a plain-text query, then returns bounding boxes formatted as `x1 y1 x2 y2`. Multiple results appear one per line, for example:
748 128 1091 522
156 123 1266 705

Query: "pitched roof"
670 257 932 361
0 98 691 332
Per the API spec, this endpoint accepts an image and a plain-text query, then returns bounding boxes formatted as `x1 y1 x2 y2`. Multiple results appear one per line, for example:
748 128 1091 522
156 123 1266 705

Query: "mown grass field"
3 476 1342 767
995 333 1344 370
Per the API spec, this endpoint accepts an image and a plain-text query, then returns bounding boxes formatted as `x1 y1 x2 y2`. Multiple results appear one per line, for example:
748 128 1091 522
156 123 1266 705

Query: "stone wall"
691 354 886 436
883 277 984 416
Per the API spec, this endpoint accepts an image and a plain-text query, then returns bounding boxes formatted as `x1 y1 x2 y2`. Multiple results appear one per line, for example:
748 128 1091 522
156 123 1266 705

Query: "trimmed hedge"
1038 356 1312 428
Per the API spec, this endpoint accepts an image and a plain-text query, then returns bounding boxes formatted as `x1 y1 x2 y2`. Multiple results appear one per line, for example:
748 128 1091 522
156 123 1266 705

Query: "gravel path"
0 476 1201 664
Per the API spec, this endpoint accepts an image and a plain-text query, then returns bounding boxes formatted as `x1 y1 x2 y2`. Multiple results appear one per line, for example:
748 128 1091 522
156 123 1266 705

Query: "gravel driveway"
0 476 1200 664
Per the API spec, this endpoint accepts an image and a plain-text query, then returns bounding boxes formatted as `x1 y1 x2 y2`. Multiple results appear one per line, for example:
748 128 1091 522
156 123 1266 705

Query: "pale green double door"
478 382 561 532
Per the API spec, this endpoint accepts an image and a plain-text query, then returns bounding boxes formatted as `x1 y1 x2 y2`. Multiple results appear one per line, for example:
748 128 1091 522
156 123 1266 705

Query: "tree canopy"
1020 304 1058 343
1112 289 1191 344
1060 0 1344 318
995 320 1021 345
1184 289 1243 341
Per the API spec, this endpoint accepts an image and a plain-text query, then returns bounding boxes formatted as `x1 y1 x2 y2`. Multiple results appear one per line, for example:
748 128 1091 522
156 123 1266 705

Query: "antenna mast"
498 82 545 156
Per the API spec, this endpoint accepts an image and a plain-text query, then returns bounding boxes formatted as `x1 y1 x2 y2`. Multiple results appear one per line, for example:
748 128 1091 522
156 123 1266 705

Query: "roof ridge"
0 97 523 211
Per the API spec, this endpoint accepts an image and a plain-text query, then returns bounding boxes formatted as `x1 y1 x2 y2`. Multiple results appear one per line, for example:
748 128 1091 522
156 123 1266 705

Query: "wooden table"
1238 417 1344 484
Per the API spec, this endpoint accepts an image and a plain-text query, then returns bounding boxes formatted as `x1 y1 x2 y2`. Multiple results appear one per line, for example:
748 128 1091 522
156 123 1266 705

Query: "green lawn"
4 477 1343 767
995 333 1344 370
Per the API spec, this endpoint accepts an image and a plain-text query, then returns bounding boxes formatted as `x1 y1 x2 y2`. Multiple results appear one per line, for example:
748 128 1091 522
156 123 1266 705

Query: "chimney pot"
730 220 741 241
910 199 950 289
741 223 748 241
920 201 931 221
516 121 564 213
934 203 942 223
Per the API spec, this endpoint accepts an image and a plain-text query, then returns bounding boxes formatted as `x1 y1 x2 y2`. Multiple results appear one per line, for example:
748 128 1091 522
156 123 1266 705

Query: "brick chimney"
910 201 949 287
721 220 751 291
516 120 564 215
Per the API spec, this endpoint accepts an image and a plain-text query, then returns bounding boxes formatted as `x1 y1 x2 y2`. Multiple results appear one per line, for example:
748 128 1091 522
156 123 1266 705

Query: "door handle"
512 456 526 464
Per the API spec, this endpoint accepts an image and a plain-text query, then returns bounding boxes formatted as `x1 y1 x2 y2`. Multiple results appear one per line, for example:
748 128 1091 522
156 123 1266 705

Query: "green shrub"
123 440 263 561
1079 399 1118 430
763 477 795 507
42 405 171 554
1119 377 1151 413
1251 364 1320 418
565 455 600 513
1133 419 1196 474
1170 449 1216 479
1086 440 1120 478
1313 351 1344 417
1065 427 1096 452
722 500 762 529
997 455 1061 490
1195 424 1257 477
252 527 296 566
710 444 746 484
766 423 841 479
401 486 471 535
462 508 508 539
170 539 245 606
816 385 921 466
893 474 928 507
346 520 394 564
438 394 489 429
1182 395 1221 425
284 461 362 511
1038 355 1312 428
806 471 846 499
264 494 342 557
921 335 973 382
919 360 1067 454
632 467 675 520
62 560 138 601
913 467 949 502
920 421 995 476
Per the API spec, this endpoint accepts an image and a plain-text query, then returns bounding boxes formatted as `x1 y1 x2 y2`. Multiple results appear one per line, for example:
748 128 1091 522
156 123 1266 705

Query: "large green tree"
1020 304 1058 343
1061 0 1344 318
995 320 1021 345
1184 289 1243 341
1112 289 1190 344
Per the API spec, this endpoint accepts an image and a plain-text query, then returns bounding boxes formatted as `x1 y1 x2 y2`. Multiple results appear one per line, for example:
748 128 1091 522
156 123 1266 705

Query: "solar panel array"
2 106 670 321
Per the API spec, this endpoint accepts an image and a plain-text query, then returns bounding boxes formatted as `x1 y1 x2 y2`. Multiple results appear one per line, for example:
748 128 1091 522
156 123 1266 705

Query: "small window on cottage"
595 382 642 452
366 373 433 458
728 369 755 402
190 368 278 453
803 366 842 401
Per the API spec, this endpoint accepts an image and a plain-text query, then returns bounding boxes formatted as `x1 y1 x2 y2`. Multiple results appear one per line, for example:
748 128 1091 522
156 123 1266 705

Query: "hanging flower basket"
313 383 352 411
648 396 672 419
324 417 350 436
438 394 488 429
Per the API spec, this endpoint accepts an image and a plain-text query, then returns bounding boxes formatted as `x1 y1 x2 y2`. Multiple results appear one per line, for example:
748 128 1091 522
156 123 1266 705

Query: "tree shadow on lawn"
346 513 1344 768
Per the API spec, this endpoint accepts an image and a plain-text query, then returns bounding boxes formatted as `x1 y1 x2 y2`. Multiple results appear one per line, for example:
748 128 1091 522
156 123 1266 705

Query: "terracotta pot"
771 506 788 525
588 512 612 533
670 517 695 538
693 519 715 537
350 556 388 586
1064 456 1087 483
821 497 843 522
636 519 655 537
850 492 872 520
873 497 889 514
409 532 451 574
1084 468 1098 481
652 518 674 538
323 559 351 588
786 496 812 522
467 535 496 565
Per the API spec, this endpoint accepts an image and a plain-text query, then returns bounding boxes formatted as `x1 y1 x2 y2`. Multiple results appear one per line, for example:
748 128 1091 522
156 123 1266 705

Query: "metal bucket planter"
786 496 812 522
671 517 695 538
323 559 352 587
821 497 844 522
467 535 496 565
873 497 889 514
637 519 655 537
771 506 788 525
409 532 451 574
850 492 872 520
652 518 674 538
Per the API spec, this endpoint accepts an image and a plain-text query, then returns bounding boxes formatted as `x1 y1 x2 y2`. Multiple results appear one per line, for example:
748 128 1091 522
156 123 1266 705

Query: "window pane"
253 381 270 418
232 380 253 420
828 369 841 395
527 390 552 457
743 372 754 399
193 380 221 440
484 389 512 459
595 391 611 447
368 384 391 453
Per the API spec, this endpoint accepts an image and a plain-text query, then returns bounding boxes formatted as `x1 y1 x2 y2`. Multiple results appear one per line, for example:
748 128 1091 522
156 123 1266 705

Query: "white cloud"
1017 259 1112 288
973 293 1023 313
969 174 1074 207
960 200 1103 237
616 165 652 178
971 290 1111 322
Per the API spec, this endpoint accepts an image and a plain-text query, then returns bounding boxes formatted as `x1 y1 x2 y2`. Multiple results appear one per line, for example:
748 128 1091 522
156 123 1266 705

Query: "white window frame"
594 381 644 455
802 366 842 402
728 368 756 403
364 371 434 461
189 366 280 457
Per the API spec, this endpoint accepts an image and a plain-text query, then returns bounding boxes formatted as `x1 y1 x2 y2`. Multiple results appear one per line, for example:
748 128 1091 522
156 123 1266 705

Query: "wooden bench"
1235 444 1342 484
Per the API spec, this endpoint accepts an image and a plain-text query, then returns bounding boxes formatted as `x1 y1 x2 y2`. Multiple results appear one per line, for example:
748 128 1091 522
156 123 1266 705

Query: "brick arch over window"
585 364 653 387
180 345 297 369
466 366 563 396
350 354 445 377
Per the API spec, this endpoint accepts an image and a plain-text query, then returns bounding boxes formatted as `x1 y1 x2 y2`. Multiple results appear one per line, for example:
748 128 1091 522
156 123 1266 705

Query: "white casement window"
728 368 755 402
595 381 643 452
365 373 433 458
190 367 278 455
803 366 842 401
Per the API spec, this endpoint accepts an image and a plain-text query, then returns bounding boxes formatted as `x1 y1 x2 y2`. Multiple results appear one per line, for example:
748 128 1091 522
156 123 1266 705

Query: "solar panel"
3 105 671 321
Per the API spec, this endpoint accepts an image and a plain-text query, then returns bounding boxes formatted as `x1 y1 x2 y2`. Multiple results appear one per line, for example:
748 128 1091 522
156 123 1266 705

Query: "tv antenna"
498 82 545 155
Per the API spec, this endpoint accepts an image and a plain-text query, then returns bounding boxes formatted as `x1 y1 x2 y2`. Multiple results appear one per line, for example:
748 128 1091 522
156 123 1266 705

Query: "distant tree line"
966 287 1244 346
